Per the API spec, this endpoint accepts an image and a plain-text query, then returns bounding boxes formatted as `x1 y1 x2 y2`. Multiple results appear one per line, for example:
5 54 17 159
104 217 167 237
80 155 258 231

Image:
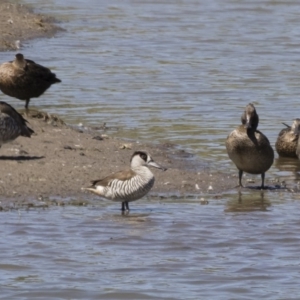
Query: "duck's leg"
125 202 129 211
261 173 265 189
238 170 244 187
121 202 129 211
25 99 30 110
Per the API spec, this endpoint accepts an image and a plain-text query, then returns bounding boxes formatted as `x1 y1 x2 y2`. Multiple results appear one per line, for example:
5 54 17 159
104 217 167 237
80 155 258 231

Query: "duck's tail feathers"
282 122 291 129
81 186 104 196
21 125 34 137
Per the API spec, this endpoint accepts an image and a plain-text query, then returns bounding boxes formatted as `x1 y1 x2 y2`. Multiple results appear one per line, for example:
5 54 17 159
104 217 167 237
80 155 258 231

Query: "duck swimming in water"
0 53 61 109
275 119 300 158
82 151 166 211
226 103 274 189
0 101 34 147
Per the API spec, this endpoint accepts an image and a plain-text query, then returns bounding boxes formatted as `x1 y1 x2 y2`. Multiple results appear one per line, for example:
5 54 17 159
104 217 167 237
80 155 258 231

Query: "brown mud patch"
0 111 239 208
0 111 295 210
0 2 62 51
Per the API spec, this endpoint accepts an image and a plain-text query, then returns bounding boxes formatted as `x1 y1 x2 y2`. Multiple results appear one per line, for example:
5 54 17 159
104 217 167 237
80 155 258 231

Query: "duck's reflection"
274 156 300 181
225 190 271 212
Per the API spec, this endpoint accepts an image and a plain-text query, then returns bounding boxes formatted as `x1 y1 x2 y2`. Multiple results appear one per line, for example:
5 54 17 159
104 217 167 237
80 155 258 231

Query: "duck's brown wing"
277 127 289 138
0 101 34 137
0 101 26 122
90 168 136 187
25 59 61 84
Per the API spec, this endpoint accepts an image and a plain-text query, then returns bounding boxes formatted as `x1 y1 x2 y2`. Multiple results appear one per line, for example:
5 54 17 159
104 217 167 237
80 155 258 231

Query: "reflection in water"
225 190 271 212
274 156 300 180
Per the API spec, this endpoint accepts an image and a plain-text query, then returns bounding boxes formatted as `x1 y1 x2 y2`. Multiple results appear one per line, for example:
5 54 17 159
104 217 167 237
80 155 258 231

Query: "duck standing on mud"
0 53 61 109
0 101 34 147
226 103 274 189
82 151 167 211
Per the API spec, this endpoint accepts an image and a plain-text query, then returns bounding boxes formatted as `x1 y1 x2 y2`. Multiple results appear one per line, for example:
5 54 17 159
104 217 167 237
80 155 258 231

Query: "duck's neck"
132 166 154 179
13 57 26 69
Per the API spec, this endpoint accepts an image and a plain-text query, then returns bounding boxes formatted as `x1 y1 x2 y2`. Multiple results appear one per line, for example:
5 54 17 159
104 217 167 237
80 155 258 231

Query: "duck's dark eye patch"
130 151 148 162
140 153 147 161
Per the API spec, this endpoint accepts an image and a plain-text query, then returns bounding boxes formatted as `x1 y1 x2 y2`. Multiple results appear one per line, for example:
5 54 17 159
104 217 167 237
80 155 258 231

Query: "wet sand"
0 1 61 51
0 111 235 206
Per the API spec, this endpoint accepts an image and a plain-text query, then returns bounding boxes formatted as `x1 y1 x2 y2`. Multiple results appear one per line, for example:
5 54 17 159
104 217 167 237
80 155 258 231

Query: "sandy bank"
0 1 61 51
0 112 236 207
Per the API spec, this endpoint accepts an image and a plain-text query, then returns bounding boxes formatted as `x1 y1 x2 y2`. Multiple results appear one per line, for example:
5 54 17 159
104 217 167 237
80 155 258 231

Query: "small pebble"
246 179 255 183
119 143 132 150
15 40 21 49
93 136 103 141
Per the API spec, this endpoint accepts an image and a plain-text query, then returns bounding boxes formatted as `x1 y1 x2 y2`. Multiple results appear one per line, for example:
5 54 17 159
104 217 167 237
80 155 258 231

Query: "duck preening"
226 103 274 189
0 53 61 109
82 151 167 211
275 119 300 158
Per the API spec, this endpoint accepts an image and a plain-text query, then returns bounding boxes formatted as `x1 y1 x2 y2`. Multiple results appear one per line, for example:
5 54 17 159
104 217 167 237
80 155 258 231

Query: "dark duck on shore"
82 151 166 211
0 53 61 109
275 119 300 158
0 101 34 147
226 103 274 189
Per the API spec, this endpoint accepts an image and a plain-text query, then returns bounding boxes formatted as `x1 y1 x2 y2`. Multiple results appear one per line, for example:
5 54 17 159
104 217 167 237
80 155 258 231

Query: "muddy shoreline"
0 110 294 211
0 1 293 210
0 1 62 51
0 111 237 207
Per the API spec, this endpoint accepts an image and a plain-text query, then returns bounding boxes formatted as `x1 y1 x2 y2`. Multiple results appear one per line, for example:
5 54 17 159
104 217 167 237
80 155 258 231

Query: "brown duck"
0 101 34 147
0 53 61 109
275 119 300 158
226 103 274 189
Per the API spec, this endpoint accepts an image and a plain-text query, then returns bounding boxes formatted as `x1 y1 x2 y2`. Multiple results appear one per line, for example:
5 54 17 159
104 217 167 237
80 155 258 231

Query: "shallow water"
1 192 300 299
1 0 300 299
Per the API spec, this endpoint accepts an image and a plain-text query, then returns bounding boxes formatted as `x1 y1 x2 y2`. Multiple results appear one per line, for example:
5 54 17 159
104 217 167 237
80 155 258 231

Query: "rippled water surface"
1 192 300 299
2 0 300 298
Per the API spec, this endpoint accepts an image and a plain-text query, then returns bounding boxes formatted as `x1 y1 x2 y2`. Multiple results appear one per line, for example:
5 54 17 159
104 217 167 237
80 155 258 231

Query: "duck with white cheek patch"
82 151 167 211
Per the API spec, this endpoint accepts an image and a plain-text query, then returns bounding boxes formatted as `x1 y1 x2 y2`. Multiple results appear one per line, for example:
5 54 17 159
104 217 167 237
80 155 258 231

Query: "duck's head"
291 118 300 135
15 53 24 61
130 151 167 171
13 53 26 68
241 103 259 130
